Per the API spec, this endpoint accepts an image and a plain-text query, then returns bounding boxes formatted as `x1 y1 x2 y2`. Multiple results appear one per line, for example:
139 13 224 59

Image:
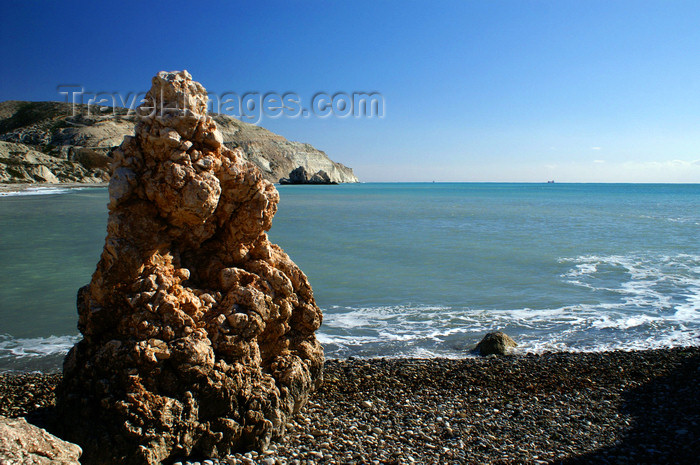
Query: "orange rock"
57 71 323 465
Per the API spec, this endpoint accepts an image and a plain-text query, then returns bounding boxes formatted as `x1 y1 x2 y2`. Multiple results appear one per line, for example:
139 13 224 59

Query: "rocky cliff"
0 100 358 185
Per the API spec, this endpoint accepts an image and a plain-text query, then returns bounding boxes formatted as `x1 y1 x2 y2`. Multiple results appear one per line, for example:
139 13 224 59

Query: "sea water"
0 183 698 371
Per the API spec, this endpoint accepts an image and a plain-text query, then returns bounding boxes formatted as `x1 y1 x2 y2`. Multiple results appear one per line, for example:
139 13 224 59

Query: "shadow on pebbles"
1 347 698 464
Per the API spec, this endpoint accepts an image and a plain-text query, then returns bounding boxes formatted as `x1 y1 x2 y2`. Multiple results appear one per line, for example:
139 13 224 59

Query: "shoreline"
1 347 698 464
0 182 108 195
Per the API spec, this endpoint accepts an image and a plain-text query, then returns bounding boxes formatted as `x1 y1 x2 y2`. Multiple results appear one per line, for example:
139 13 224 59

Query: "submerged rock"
474 331 517 356
0 415 82 465
56 71 324 464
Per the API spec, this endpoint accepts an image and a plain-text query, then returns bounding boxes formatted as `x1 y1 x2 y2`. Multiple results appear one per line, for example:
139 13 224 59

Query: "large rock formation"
56 71 324 464
0 100 358 185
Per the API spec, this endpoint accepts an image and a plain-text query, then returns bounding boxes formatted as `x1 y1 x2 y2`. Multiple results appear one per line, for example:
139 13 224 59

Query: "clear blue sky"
2 0 700 182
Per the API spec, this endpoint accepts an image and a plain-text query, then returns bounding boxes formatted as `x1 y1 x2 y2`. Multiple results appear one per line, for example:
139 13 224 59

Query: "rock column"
57 71 323 465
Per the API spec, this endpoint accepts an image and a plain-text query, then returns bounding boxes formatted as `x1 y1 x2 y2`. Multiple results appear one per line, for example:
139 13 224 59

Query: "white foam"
316 334 377 346
407 347 463 359
522 326 700 353
561 253 700 307
0 186 85 197
0 334 80 358
674 287 700 320
318 277 700 357
668 216 699 224
591 314 661 330
563 262 597 278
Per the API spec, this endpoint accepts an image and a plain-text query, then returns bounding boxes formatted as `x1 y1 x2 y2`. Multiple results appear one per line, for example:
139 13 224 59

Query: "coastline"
2 347 698 464
0 182 108 195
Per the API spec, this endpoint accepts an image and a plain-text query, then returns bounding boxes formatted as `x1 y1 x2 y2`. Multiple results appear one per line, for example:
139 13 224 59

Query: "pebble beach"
1 347 698 464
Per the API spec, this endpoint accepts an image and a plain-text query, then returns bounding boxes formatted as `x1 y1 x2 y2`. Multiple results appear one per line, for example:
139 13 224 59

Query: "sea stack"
56 71 324 464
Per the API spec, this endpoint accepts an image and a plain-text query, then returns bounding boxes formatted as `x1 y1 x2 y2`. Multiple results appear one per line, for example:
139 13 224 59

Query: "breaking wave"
319 253 700 358
0 334 80 372
0 186 86 197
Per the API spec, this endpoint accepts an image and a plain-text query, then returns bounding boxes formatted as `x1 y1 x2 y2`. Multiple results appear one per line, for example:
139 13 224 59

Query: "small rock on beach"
474 330 518 356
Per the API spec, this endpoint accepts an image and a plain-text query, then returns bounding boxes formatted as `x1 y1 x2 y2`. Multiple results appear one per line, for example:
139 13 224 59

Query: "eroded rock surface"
56 71 324 465
0 416 82 465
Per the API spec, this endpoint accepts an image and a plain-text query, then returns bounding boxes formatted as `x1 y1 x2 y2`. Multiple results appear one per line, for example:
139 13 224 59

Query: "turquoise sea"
1 183 699 372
